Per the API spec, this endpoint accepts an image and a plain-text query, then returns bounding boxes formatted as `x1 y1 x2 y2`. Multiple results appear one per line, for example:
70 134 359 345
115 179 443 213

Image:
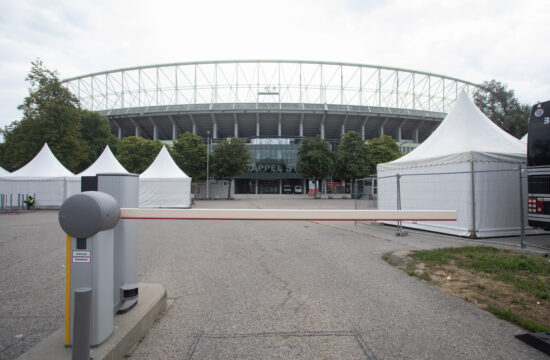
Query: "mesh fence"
355 167 549 251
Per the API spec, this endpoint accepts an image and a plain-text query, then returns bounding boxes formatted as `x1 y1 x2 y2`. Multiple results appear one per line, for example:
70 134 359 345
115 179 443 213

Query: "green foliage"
473 80 531 138
116 136 163 174
210 137 251 199
365 135 401 174
335 131 370 181
2 59 88 172
79 110 119 171
0 143 5 169
297 135 334 193
171 132 206 181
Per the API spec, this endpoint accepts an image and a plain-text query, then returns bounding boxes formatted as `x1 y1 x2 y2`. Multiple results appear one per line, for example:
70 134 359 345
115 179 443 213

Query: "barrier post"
72 287 92 360
396 174 407 236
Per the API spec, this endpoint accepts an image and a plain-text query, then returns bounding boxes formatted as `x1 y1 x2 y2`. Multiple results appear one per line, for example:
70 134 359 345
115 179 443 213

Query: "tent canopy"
5 143 74 178
377 92 527 238
521 134 528 144
379 91 525 171
77 145 128 176
139 146 191 208
140 146 190 179
0 166 8 175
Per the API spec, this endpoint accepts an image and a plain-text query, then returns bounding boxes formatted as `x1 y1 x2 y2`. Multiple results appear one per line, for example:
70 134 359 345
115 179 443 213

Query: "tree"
2 59 88 172
297 135 334 197
79 110 119 169
116 136 163 173
170 132 207 181
473 80 530 138
335 131 370 182
210 137 250 199
366 135 401 174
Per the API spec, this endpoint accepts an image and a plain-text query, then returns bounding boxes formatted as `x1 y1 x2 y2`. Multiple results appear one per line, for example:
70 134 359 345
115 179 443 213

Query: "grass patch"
387 246 550 333
487 304 548 333
409 247 550 300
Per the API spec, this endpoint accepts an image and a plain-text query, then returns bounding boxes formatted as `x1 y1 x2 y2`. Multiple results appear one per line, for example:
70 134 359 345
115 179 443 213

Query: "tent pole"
519 166 526 249
469 160 476 238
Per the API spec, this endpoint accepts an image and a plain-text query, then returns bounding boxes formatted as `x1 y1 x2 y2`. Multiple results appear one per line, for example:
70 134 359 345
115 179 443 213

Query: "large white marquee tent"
0 166 8 175
377 92 527 237
139 146 192 208
0 143 74 208
66 145 129 196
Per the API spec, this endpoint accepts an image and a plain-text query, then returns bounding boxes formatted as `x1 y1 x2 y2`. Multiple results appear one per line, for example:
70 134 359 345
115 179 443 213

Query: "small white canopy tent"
139 146 191 208
66 145 129 196
377 92 527 237
0 166 8 175
0 143 74 208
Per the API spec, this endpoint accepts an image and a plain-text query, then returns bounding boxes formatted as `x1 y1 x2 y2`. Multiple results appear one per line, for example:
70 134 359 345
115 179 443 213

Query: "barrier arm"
120 208 458 221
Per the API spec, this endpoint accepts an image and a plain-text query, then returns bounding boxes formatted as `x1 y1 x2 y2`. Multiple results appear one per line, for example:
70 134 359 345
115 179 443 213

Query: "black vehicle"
527 100 550 230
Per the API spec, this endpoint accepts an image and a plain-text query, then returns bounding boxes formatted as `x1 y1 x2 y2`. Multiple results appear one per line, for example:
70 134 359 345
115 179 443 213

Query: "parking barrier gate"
58 174 457 356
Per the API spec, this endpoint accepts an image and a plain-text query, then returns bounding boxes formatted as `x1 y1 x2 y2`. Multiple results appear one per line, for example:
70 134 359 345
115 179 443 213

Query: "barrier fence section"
355 167 550 251
0 193 36 213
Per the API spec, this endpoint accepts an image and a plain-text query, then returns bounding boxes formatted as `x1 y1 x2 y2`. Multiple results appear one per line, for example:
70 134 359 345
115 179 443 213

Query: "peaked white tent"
0 166 8 176
139 146 191 208
0 143 74 208
521 134 528 144
66 145 129 196
377 92 527 237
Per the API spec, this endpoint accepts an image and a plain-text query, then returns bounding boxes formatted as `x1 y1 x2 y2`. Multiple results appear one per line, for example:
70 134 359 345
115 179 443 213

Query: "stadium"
62 60 478 194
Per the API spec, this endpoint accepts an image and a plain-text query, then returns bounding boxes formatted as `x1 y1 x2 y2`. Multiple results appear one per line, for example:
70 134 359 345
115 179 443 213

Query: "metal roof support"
341 115 348 137
379 118 388 138
148 117 159 140
189 114 197 135
112 119 122 140
320 113 327 140
396 119 407 142
129 118 142 138
413 120 424 143
234 113 239 138
168 115 183 140
210 114 218 139
361 116 369 140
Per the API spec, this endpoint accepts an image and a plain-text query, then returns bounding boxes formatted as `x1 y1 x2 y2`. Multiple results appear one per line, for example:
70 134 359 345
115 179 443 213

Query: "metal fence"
0 193 36 214
355 168 550 251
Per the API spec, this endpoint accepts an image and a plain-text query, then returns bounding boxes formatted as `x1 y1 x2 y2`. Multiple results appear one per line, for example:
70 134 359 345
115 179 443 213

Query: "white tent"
66 145 129 196
521 134 528 144
0 143 74 208
139 146 191 208
0 166 8 175
377 92 527 237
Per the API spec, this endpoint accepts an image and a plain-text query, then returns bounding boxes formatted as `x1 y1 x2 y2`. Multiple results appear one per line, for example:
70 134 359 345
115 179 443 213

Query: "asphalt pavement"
1 195 549 359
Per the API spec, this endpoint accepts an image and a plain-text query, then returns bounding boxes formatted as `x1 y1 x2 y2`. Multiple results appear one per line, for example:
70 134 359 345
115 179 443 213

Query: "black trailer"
527 100 550 230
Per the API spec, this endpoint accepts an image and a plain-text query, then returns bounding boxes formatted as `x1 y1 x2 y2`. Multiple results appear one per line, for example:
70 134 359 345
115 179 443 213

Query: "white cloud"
1 0 549 128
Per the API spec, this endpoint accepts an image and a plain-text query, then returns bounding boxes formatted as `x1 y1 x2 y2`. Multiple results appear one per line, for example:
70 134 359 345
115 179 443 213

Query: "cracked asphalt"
1 196 549 359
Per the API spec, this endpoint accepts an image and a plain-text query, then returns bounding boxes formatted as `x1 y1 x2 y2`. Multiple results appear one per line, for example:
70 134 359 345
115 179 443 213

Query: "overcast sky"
0 0 548 129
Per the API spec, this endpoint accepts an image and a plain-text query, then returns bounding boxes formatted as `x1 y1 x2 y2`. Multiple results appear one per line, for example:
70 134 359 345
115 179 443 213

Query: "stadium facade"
63 60 478 194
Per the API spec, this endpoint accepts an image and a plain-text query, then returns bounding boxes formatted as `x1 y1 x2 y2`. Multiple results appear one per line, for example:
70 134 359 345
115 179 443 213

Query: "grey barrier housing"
97 173 140 314
58 191 120 239
59 173 139 349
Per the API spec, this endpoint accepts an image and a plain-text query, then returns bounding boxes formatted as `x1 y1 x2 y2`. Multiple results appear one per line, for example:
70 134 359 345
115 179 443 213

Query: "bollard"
72 287 92 360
